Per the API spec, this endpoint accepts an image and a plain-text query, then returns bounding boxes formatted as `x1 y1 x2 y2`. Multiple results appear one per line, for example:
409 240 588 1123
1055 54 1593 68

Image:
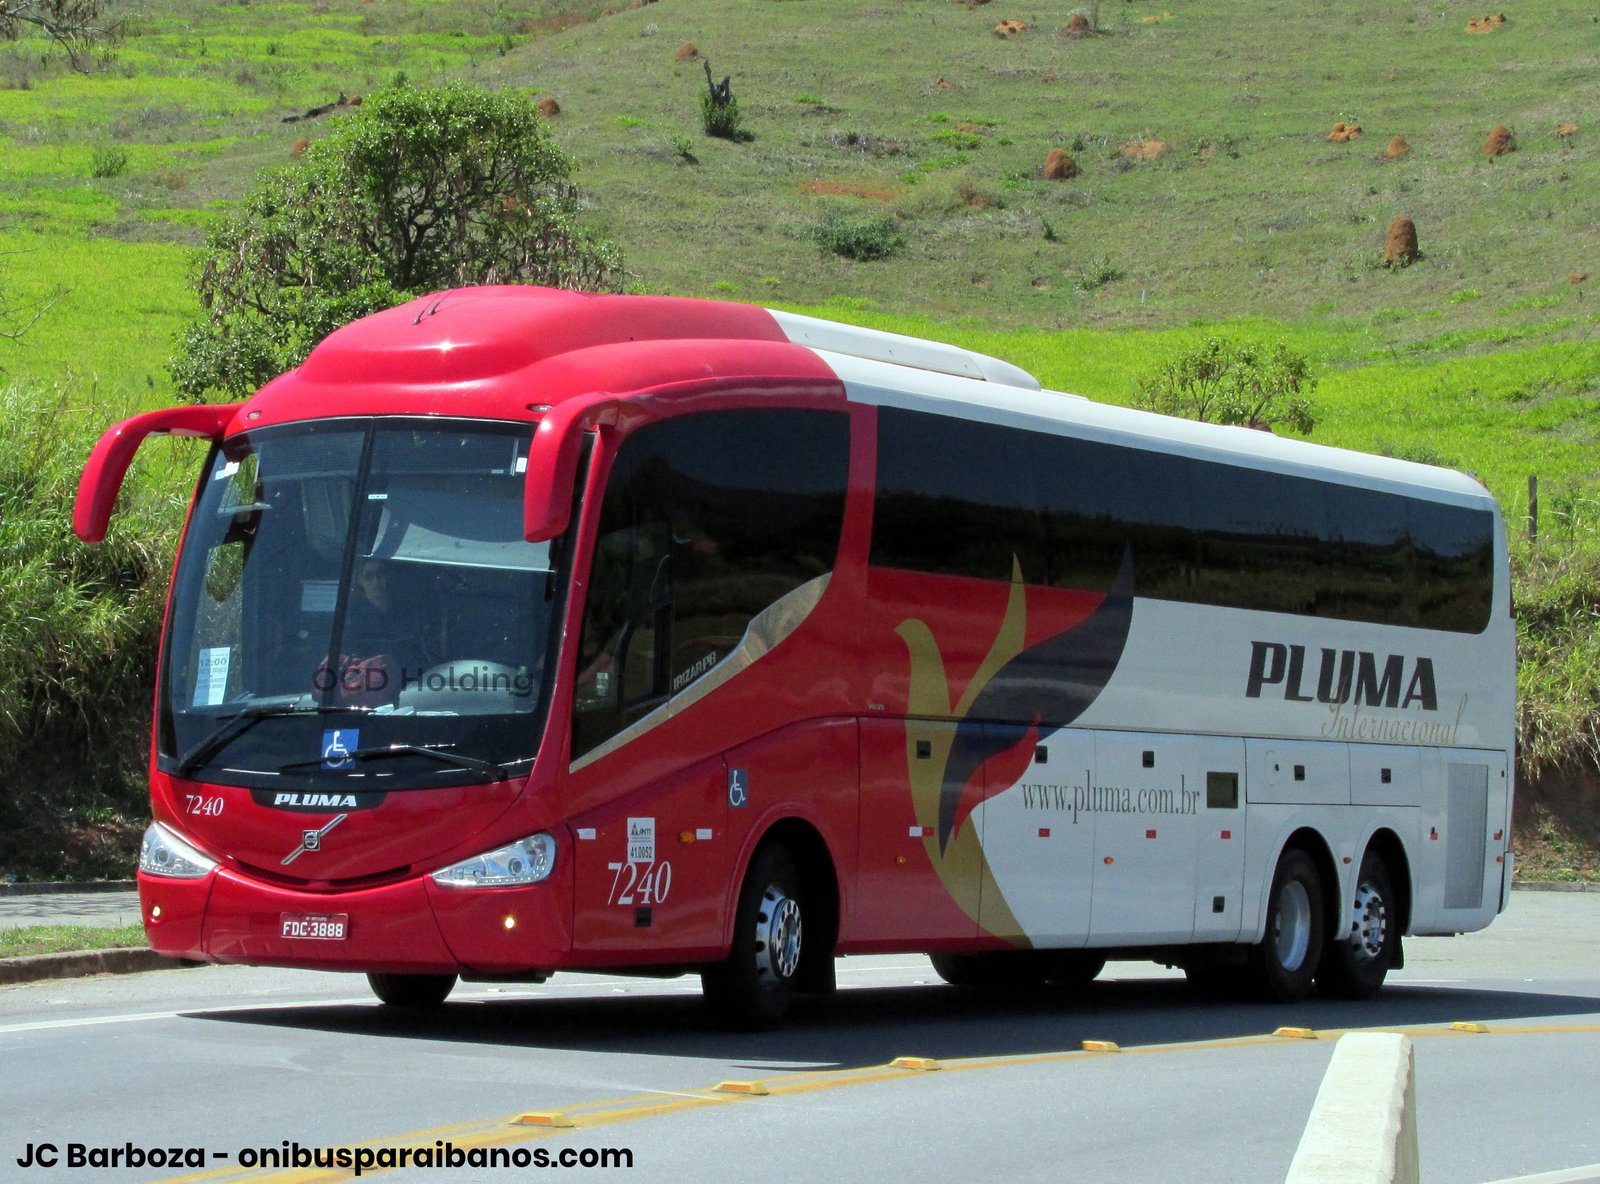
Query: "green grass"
1 0 1599 876
0 924 147 959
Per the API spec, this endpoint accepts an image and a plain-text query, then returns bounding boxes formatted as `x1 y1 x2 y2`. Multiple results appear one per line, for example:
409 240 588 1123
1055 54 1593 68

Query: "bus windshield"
157 418 560 789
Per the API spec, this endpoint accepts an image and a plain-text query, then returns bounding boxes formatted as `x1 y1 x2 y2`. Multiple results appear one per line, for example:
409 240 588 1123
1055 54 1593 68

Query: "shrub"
806 214 907 261
700 88 743 140
1137 336 1317 434
0 382 182 879
169 82 624 401
89 145 127 178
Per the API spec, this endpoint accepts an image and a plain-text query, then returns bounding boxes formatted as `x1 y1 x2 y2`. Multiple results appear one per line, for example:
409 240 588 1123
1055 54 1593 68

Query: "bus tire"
366 972 456 1007
929 951 1051 988
1317 850 1399 1000
1247 848 1324 1003
1045 952 1106 990
702 844 805 1029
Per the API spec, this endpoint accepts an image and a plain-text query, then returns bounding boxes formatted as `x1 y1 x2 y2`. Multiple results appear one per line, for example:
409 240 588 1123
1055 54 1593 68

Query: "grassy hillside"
1 0 1598 878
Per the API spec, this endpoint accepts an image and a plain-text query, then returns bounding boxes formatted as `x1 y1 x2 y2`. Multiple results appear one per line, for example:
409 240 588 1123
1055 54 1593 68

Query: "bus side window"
571 408 849 761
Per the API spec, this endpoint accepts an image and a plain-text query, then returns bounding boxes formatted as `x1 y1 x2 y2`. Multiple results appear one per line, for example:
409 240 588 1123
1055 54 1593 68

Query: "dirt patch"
1064 12 1093 36
797 179 901 202
1513 764 1600 882
1466 12 1506 33
1042 68 1058 83
1139 11 1174 22
1043 147 1079 180
537 97 561 118
1382 135 1411 160
1557 121 1580 139
935 76 952 90
1384 215 1419 265
956 178 989 209
1483 124 1515 156
994 18 1027 35
675 41 698 61
1120 138 1173 161
1328 121 1363 143
1569 273 1588 285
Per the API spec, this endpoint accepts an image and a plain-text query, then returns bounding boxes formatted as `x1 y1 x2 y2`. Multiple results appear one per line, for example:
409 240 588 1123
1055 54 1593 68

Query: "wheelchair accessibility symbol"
322 728 358 770
728 768 749 809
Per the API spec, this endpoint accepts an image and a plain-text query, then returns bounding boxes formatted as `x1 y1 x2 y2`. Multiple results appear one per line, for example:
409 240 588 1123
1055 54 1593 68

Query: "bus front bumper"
138 868 571 977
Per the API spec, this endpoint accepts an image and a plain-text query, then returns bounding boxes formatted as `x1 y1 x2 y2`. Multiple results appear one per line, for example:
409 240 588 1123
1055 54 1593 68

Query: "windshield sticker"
213 461 239 481
627 818 656 864
322 728 359 770
193 648 231 706
300 580 338 613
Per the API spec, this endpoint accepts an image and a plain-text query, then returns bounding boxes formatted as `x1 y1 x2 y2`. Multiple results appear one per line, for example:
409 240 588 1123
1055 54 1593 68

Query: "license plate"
280 912 349 941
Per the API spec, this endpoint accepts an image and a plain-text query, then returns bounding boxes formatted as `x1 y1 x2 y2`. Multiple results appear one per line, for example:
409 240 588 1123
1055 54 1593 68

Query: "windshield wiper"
173 700 344 778
280 744 508 782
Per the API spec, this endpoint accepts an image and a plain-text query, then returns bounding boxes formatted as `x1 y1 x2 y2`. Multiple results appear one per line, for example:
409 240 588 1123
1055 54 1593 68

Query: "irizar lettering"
1246 641 1437 711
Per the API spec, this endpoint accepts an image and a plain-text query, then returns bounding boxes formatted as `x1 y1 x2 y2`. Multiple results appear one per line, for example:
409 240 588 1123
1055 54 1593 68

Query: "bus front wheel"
1247 849 1324 1003
702 845 805 1029
1317 851 1399 1000
366 972 457 1007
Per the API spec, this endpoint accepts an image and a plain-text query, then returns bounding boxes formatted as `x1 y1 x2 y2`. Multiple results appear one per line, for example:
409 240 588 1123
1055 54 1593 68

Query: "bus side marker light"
1273 1027 1318 1040
1430 828 1439 840
1038 828 1051 838
891 1057 941 1071
1145 829 1157 839
1103 857 1114 865
1493 830 1503 841
1343 856 1353 864
1220 830 1232 840
503 916 517 930
895 855 908 865
714 1081 769 1096
1081 1040 1120 1052
1449 1022 1488 1033
516 1113 575 1128
150 906 162 920
679 831 696 845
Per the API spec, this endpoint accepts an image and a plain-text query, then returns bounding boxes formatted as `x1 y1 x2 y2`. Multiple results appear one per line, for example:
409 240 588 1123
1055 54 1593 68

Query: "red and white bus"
77 286 1514 1026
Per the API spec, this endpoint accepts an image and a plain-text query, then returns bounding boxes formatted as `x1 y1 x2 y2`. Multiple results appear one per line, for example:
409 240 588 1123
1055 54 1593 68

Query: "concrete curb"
1512 880 1598 892
0 947 197 987
1285 1032 1418 1184
0 881 136 896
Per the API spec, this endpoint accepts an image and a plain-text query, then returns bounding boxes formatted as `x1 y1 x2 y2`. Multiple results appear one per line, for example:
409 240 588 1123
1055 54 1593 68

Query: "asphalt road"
1 892 1597 1184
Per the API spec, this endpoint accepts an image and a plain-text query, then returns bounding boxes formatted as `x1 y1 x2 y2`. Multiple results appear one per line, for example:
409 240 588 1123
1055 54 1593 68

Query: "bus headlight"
139 822 218 879
431 833 556 889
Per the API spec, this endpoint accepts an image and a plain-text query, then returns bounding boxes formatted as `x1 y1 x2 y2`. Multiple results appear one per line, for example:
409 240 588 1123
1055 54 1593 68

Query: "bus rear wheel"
367 972 457 1007
702 845 805 1029
1317 851 1399 1000
1246 849 1325 1003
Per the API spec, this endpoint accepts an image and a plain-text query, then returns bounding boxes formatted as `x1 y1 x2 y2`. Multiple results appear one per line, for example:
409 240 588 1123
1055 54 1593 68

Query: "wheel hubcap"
1349 881 1388 963
755 886 802 982
1274 881 1312 971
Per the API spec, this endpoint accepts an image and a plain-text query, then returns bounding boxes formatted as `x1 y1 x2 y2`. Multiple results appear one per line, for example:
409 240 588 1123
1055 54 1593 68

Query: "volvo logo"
281 814 348 866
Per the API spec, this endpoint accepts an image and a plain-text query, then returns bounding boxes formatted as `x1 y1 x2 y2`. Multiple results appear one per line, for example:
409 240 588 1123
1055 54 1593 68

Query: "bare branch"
0 0 125 71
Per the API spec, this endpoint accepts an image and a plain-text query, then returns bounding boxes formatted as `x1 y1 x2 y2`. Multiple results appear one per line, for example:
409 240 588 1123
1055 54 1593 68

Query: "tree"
170 83 625 401
0 0 125 70
1137 336 1317 435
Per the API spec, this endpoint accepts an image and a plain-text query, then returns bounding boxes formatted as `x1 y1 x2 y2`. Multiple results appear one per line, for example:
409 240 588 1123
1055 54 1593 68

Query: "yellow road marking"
150 1019 1600 1184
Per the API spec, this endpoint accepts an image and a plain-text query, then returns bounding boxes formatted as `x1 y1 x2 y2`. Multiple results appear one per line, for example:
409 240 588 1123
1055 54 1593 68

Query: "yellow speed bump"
890 1057 942 1071
1273 1027 1319 1040
1448 1021 1490 1034
713 1081 770 1096
515 1112 575 1128
1081 1040 1120 1052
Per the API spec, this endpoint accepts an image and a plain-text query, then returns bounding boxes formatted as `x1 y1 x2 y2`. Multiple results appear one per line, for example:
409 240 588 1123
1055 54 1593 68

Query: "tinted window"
573 409 850 758
872 407 1493 633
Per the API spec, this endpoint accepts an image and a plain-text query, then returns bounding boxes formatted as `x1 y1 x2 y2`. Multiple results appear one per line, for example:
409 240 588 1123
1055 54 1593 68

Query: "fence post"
1529 473 1538 543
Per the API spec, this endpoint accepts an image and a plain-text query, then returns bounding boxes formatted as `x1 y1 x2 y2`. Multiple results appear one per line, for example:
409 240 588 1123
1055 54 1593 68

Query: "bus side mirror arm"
524 393 624 544
74 404 239 543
